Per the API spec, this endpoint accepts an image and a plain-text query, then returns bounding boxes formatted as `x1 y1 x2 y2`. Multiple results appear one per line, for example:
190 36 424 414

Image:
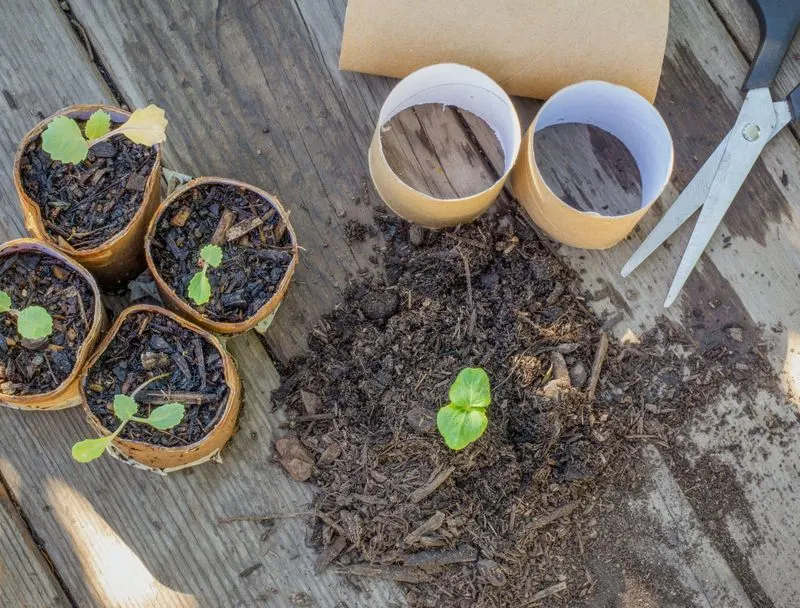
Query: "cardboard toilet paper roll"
341 0 669 102
511 81 673 250
369 64 521 227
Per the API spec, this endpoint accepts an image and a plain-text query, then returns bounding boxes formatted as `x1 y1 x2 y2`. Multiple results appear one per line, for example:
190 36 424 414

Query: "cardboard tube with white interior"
369 64 521 228
511 81 674 250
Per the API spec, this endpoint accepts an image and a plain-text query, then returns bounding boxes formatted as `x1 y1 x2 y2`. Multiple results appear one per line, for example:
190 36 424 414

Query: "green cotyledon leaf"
16 306 53 340
71 436 111 463
84 109 112 140
0 291 11 313
448 367 491 409
113 394 139 422
143 402 185 430
200 243 223 268
436 403 488 451
188 269 211 305
41 116 89 164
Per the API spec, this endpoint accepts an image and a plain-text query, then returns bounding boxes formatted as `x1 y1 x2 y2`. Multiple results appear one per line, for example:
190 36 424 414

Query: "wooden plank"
0 481 70 608
0 2 111 606
0 2 404 607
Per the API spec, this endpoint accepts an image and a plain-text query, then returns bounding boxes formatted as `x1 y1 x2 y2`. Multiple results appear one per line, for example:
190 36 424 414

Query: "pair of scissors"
621 0 800 307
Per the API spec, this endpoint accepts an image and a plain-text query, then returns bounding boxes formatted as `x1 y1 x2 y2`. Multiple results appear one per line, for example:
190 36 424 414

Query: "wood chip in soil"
85 311 229 446
0 251 95 396
20 124 158 250
273 207 776 607
149 183 293 323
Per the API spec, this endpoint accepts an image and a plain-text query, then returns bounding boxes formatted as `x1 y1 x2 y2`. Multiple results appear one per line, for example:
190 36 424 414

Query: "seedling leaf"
200 244 223 268
0 291 11 313
145 402 185 430
448 368 491 409
17 306 53 340
113 394 138 422
188 269 211 305
436 404 488 450
41 116 89 164
72 437 111 463
115 104 168 146
84 110 111 140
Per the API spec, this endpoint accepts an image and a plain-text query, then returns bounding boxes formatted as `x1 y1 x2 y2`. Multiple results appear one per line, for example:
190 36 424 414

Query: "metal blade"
621 132 731 278
621 98 792 279
663 88 778 307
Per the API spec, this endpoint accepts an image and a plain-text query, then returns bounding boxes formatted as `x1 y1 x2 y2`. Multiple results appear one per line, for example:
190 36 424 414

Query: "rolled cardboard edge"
144 177 299 335
369 63 521 228
78 304 242 471
511 81 674 250
0 238 107 411
13 104 163 288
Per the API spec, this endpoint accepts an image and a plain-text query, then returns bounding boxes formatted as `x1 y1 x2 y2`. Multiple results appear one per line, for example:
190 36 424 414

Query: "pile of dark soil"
274 208 773 607
0 251 95 395
149 183 293 323
20 127 158 250
85 310 229 446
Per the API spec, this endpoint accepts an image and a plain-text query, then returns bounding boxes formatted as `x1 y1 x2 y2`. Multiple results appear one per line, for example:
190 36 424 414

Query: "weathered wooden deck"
2 0 800 606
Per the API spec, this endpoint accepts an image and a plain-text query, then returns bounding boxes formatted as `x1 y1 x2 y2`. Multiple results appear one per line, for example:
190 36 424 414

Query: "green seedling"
72 373 186 463
0 290 53 340
437 367 491 451
41 104 168 164
187 244 223 306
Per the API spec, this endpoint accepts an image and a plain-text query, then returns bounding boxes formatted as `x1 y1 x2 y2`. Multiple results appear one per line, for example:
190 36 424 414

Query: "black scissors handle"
743 0 800 91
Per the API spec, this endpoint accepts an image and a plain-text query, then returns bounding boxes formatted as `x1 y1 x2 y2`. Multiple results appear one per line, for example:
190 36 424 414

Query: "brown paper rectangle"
341 0 669 102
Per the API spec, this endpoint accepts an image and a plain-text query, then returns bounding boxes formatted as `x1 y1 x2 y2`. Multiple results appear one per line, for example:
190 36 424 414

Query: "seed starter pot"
145 177 298 335
79 304 242 472
13 104 163 288
0 238 106 411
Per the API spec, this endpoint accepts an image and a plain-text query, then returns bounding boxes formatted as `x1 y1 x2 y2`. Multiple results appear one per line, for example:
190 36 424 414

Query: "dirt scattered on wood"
85 310 229 446
0 251 95 396
274 207 775 607
20 125 158 250
149 183 293 323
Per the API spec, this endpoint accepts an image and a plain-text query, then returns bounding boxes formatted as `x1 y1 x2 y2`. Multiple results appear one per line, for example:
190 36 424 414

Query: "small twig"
587 332 609 401
410 466 455 504
527 581 567 604
456 247 476 337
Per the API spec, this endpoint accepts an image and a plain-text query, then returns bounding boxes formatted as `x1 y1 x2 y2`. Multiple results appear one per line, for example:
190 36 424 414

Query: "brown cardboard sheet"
341 0 669 102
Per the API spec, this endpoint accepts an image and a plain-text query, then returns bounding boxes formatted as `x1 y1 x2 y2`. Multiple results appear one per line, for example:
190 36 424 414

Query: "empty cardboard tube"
79 304 242 472
511 81 674 249
369 63 521 228
13 104 163 289
341 0 669 102
0 239 107 411
144 177 299 336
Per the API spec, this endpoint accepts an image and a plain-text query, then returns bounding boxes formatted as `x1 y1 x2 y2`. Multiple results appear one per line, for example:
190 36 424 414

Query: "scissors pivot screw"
742 122 761 141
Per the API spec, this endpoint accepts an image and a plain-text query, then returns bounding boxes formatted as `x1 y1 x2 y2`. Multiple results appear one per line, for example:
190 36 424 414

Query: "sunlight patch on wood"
46 478 198 608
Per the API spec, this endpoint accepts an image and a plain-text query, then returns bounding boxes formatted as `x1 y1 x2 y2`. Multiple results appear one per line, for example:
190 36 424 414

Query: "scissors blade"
622 97 793 279
621 132 732 278
663 88 777 307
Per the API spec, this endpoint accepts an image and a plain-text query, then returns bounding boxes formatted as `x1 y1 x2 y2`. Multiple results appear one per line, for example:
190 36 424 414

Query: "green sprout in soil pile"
41 105 168 164
188 244 223 306
0 290 53 340
72 373 185 463
437 367 491 450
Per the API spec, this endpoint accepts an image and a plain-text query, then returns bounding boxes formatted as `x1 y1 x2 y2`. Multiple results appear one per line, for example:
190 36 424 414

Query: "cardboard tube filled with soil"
13 104 163 288
369 63 521 228
145 177 298 335
79 304 241 472
511 81 673 249
0 238 107 411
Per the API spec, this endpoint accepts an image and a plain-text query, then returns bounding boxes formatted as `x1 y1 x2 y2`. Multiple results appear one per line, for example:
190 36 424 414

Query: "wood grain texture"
0 482 70 608
1 0 800 606
0 1 403 607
